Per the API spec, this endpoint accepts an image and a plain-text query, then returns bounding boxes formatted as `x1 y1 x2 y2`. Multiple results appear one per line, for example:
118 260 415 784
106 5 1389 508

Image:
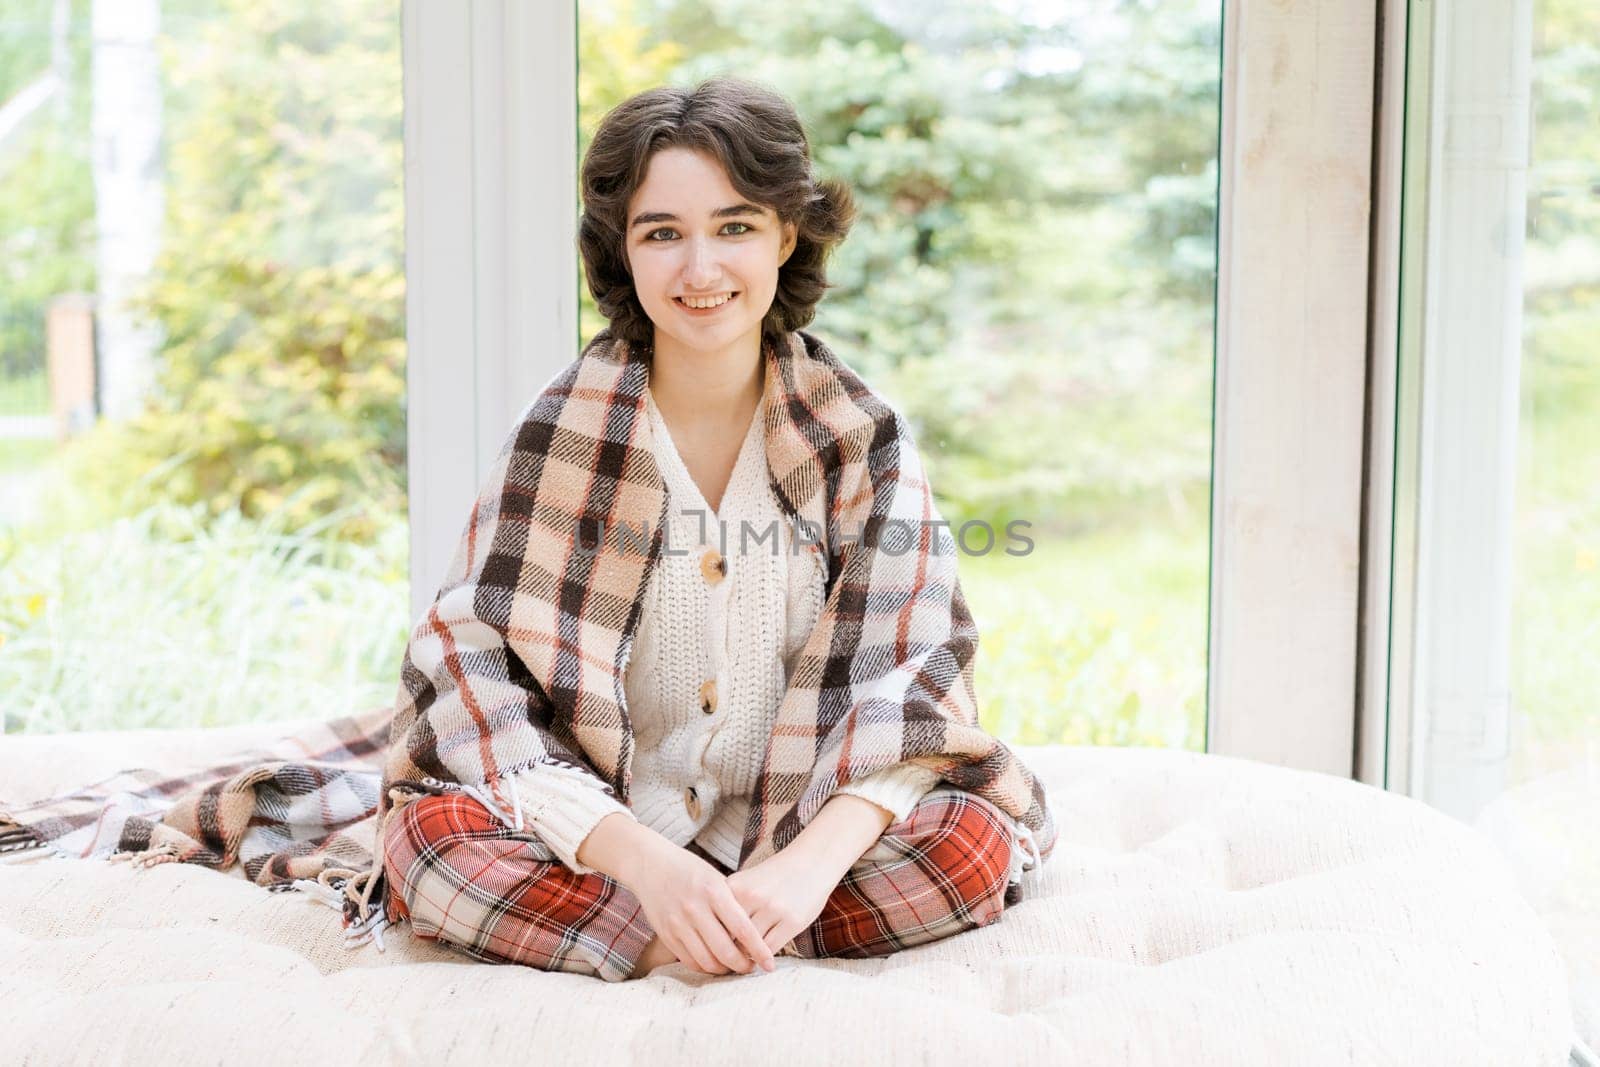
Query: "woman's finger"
656 931 689 971
746 908 787 954
674 923 724 975
693 905 753 974
714 891 776 972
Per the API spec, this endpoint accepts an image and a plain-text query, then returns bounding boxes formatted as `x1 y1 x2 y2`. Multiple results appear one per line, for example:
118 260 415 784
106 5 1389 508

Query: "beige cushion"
0 722 1575 1066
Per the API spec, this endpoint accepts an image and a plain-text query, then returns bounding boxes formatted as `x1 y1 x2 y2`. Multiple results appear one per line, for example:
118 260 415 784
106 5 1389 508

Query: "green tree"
46 0 406 543
590 0 1220 536
0 0 95 390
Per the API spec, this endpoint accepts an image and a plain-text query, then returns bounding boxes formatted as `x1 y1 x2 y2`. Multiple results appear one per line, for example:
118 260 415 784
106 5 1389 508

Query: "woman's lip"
675 292 740 313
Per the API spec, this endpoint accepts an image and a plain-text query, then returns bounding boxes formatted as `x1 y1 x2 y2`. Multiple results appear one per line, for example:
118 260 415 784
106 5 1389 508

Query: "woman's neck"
647 330 765 435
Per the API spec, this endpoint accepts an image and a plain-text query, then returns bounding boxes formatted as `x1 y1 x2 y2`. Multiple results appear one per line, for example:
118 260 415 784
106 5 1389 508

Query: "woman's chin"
653 318 760 357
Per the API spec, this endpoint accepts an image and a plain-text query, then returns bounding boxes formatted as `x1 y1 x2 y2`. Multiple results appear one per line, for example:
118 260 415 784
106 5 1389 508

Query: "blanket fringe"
107 841 181 868
288 876 347 910
343 899 389 953
282 865 389 953
1 822 45 854
0 843 58 866
272 793 405 958
338 867 389 952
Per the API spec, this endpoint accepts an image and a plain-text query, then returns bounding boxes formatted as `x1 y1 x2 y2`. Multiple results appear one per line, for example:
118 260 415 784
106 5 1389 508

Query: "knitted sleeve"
506 762 637 875
833 761 943 825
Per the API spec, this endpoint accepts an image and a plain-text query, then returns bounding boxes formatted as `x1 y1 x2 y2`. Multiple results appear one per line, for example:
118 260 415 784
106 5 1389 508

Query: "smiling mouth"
675 292 740 310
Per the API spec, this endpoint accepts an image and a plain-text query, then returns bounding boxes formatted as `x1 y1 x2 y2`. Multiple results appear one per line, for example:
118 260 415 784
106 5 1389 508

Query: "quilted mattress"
0 720 1576 1066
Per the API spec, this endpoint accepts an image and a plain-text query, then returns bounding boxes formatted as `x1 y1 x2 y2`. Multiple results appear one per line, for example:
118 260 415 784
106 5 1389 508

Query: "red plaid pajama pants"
381 786 1019 983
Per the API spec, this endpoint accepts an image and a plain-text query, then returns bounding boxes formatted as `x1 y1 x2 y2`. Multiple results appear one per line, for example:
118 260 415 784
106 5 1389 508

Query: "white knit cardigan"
507 384 980 877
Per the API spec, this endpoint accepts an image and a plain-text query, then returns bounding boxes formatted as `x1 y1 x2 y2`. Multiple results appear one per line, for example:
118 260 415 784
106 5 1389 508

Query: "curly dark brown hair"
577 76 857 353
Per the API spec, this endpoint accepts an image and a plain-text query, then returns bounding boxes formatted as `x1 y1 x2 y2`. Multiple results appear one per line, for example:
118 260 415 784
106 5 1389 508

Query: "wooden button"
683 785 702 821
698 679 718 715
699 548 727 585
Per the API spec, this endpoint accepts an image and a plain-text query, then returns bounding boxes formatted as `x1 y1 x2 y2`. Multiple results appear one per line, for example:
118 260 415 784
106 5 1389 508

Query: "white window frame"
1378 0 1539 817
401 0 1399 780
1362 0 1411 790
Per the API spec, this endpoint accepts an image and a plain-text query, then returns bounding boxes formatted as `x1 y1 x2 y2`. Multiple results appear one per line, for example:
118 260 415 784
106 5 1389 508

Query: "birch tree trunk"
90 0 164 422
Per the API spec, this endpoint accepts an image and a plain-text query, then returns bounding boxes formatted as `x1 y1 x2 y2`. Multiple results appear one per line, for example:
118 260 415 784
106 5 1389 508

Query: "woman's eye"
646 223 753 242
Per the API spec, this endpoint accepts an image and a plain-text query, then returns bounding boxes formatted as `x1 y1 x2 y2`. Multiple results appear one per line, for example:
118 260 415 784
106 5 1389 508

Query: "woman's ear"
780 220 798 266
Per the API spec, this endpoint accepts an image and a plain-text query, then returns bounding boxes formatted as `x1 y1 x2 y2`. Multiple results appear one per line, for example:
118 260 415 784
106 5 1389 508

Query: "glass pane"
1393 0 1597 1018
0 1 408 732
575 0 1223 752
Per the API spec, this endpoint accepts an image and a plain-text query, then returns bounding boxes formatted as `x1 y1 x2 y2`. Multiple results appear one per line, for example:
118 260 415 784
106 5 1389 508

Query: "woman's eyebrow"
630 203 765 228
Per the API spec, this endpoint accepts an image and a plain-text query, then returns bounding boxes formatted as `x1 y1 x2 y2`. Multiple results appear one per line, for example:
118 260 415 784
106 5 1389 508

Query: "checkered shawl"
1 327 1057 948
382 327 1056 871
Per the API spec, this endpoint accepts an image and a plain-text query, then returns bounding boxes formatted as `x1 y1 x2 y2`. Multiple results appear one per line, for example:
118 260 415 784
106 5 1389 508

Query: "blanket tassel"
339 867 389 952
0 843 56 866
286 866 388 953
107 841 181 869
288 876 348 911
0 822 49 857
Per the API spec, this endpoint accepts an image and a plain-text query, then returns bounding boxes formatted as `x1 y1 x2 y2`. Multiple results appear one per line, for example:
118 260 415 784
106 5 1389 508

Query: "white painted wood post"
90 0 164 422
1207 0 1377 776
401 0 578 624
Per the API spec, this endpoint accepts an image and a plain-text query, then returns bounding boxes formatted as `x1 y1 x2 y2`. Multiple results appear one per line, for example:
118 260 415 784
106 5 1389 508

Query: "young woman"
375 77 1055 983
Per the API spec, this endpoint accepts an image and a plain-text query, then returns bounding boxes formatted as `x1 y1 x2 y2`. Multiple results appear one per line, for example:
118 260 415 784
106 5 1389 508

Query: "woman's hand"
726 848 841 958
625 842 777 976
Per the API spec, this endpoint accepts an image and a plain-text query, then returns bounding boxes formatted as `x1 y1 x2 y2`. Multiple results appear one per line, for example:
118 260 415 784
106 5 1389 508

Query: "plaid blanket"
0 707 395 942
2 327 1057 953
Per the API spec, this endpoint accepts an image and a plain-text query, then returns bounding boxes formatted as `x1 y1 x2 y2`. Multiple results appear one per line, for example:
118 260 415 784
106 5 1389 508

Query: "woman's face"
624 146 798 358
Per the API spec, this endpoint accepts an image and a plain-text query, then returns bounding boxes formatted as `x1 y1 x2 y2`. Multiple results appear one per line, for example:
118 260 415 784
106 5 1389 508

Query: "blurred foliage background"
576 0 1222 751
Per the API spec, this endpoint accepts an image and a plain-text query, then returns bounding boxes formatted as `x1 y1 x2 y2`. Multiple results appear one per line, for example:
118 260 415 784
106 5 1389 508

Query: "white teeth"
680 293 734 309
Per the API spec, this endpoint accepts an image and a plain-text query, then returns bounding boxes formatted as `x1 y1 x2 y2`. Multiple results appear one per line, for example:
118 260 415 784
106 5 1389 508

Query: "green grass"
0 436 57 474
0 369 49 417
962 507 1210 751
0 477 411 734
1507 304 1600 780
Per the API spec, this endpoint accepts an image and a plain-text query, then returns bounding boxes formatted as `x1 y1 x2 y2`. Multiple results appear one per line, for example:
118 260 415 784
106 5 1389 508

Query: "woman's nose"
682 237 721 286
